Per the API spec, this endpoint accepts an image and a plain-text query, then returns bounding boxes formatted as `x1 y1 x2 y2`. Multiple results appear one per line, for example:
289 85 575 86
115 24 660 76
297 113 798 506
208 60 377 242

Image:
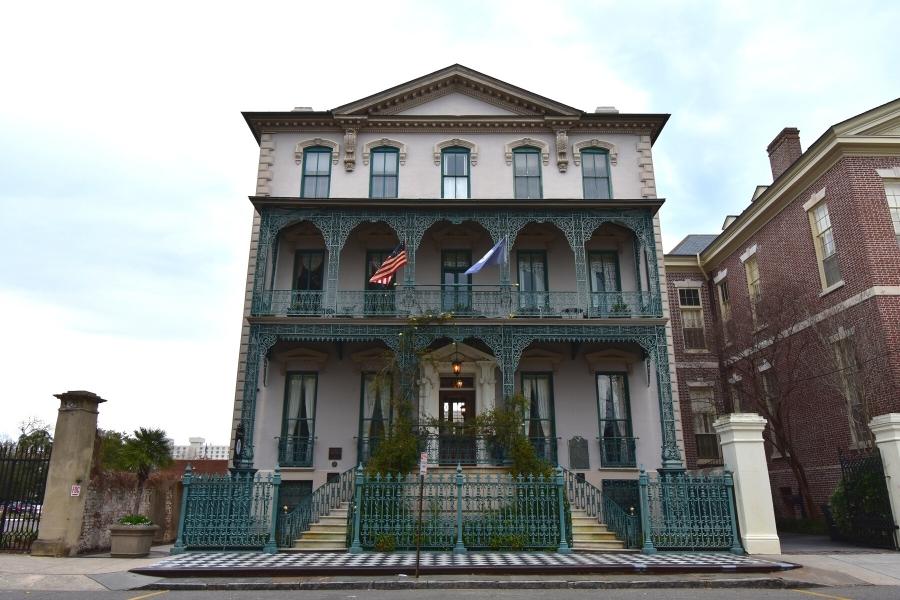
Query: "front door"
441 250 472 313
438 385 476 465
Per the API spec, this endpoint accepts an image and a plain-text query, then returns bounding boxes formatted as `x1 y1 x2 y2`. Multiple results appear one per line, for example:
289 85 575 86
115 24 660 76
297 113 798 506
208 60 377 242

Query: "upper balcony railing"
253 286 661 319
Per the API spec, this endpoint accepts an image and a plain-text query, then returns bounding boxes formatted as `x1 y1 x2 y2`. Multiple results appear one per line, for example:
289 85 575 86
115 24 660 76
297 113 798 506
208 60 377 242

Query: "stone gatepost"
713 413 781 554
31 391 107 557
870 413 900 550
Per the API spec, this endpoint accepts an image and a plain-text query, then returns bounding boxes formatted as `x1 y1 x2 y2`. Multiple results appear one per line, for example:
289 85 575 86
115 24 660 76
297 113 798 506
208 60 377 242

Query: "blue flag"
465 237 507 275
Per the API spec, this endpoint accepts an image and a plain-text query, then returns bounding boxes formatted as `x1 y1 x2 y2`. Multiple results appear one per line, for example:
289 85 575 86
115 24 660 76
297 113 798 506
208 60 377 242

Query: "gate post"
555 467 571 554
870 414 900 550
453 464 466 554
31 391 106 557
263 465 281 554
714 413 780 554
638 468 656 555
348 464 364 554
170 464 193 554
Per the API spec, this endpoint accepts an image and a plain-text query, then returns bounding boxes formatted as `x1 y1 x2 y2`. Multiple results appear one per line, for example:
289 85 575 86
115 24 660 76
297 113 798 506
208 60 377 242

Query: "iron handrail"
561 466 640 549
276 465 356 548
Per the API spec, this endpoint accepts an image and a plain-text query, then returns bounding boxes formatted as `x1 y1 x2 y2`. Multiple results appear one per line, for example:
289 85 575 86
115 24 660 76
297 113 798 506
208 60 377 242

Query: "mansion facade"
230 65 685 508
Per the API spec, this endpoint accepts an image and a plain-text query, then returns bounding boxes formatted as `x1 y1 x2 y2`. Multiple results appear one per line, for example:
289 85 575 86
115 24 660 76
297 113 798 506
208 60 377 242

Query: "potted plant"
110 514 160 557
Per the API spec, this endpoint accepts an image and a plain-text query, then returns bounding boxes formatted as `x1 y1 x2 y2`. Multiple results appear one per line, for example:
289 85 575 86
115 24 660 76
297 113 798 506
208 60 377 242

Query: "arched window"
441 146 470 199
581 148 612 199
369 146 399 199
513 146 542 199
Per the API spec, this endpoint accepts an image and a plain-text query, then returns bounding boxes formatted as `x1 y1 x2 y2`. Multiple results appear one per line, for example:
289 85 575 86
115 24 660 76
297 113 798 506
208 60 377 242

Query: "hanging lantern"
454 378 464 389
451 342 462 375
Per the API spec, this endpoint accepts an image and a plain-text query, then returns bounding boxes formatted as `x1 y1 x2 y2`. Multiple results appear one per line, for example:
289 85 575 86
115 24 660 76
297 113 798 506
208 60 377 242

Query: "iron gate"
829 450 897 550
0 442 52 552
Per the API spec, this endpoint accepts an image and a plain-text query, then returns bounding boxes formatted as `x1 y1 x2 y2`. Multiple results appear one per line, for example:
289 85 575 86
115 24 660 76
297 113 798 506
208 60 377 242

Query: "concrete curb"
139 577 815 591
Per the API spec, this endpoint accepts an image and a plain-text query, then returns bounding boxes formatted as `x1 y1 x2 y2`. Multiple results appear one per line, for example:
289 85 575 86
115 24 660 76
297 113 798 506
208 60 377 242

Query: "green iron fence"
638 468 742 554
172 466 281 554
277 466 355 548
348 465 570 553
562 468 639 549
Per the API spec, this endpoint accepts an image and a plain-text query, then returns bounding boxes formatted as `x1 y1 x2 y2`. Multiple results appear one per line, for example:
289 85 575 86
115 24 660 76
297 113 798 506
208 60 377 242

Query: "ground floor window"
521 373 555 462
689 386 720 461
358 373 392 462
280 372 317 466
596 373 634 467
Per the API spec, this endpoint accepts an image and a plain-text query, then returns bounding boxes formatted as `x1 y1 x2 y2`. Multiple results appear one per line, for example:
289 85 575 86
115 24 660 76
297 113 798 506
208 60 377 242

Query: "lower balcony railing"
357 433 558 467
599 436 637 468
255 287 661 319
278 436 314 467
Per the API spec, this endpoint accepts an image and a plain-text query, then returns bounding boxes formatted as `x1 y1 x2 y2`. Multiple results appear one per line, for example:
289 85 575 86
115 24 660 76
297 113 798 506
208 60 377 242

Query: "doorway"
438 382 475 465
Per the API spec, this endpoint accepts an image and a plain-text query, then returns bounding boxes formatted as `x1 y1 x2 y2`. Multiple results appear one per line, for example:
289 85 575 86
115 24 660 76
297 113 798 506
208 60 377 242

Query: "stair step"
299 532 346 542
305 524 346 533
572 532 620 541
317 516 349 525
571 524 609 533
573 541 626 550
293 540 348 550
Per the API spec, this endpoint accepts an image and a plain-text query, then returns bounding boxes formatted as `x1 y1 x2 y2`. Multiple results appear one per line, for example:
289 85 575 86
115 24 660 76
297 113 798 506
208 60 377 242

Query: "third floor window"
582 148 612 199
301 147 332 198
442 147 470 199
678 288 706 350
369 147 399 199
513 147 542 199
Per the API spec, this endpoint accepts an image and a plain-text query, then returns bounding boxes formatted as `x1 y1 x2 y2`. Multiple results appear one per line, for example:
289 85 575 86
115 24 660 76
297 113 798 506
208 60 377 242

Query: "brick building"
665 98 900 519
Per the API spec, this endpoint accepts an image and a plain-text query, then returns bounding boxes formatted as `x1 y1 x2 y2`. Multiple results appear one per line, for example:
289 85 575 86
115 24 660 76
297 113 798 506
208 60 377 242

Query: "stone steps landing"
570 510 625 552
292 503 349 552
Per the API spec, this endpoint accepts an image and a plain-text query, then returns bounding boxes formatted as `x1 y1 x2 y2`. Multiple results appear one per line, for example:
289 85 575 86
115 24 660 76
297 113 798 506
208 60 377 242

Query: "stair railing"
561 466 640 549
277 465 356 548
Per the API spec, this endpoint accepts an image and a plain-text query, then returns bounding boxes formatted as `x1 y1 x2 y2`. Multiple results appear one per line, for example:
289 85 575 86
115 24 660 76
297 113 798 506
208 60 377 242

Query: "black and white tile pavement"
132 551 797 576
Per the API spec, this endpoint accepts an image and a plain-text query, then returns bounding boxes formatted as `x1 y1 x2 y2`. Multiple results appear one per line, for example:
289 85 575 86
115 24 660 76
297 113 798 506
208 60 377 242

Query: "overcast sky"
1 1 898 445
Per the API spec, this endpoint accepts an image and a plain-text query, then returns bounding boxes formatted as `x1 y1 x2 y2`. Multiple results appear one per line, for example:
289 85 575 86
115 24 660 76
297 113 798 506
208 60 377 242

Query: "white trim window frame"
677 287 707 351
743 253 762 326
688 385 720 463
884 180 900 247
804 191 842 291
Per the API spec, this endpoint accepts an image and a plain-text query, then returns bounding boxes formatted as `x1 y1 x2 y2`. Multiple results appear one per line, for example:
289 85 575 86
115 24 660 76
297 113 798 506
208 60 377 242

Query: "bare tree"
718 285 820 518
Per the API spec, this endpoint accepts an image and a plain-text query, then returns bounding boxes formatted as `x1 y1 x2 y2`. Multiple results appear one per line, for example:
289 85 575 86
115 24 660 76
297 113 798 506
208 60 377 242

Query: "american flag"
368 243 407 285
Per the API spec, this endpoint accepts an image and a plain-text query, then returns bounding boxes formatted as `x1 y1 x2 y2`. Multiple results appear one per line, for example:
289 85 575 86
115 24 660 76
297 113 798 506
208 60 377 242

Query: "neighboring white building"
171 437 230 460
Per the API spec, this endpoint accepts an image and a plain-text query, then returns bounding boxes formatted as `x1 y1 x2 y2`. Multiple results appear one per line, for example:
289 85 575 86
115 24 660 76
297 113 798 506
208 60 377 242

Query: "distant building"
665 99 900 516
171 437 230 461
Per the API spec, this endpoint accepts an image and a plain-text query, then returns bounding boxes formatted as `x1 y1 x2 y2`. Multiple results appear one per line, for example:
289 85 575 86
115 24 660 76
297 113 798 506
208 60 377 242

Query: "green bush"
117 514 153 526
830 465 892 537
488 534 526 550
373 533 397 552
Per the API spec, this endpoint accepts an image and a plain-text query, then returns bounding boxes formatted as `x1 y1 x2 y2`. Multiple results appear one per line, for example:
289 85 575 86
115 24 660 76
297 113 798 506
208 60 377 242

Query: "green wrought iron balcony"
277 435 314 467
357 433 558 466
253 287 661 320
599 436 638 468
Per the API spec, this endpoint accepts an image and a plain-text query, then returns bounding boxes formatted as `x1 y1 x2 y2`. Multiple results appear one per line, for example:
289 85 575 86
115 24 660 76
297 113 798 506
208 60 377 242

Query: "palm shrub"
119 428 173 514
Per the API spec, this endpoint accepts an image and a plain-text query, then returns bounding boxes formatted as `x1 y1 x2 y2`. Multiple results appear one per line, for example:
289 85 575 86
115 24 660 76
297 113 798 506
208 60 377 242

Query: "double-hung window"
522 373 556 463
359 373 392 463
292 250 325 314
717 280 731 342
885 182 900 246
690 387 720 462
678 288 706 350
301 147 332 198
596 373 634 467
588 251 621 316
513 147 542 199
809 202 841 288
442 147 470 199
280 372 317 467
582 149 612 199
832 336 867 445
744 255 762 325
441 250 472 313
517 250 548 313
370 147 399 198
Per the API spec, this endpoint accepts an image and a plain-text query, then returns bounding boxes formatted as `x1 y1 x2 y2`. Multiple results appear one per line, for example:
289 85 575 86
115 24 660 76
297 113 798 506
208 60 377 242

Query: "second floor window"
442 147 470 199
744 255 762 325
832 336 867 445
717 280 731 342
513 147 542 199
370 147 399 198
885 181 900 246
678 288 706 350
301 147 332 198
810 202 841 288
292 250 324 314
582 148 612 199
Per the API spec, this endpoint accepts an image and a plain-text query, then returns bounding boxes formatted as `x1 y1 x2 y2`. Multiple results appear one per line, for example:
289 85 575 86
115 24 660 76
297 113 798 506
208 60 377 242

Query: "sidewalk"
0 546 898 592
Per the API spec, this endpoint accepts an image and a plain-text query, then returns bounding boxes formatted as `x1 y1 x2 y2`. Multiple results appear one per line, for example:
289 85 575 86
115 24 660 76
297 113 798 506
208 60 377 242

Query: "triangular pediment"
333 64 581 117
833 98 900 137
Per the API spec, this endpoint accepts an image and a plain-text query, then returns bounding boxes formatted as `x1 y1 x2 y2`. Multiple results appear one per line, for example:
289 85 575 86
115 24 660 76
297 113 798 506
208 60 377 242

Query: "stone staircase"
290 501 350 551
570 508 626 551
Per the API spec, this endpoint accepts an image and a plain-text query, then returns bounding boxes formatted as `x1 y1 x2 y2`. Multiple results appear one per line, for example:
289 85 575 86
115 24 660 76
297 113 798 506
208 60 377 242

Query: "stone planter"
109 524 160 557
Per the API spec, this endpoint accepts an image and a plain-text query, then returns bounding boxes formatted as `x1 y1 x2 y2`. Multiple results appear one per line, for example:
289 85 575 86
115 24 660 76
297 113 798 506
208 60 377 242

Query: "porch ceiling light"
451 342 462 375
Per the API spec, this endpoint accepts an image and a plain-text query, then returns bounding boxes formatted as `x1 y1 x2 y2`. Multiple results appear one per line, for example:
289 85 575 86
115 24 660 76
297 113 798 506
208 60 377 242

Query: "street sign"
419 452 428 475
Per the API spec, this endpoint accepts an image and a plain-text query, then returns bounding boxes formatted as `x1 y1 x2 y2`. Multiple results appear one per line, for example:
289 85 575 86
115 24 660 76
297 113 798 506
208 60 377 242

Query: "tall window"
809 202 841 288
291 250 325 313
588 251 621 316
301 147 332 198
359 373 392 462
678 288 706 350
441 147 470 199
582 148 611 199
717 280 731 342
832 336 867 445
365 250 396 314
728 377 743 412
522 373 555 463
517 251 548 312
596 373 634 467
441 250 472 312
513 147 542 199
690 387 720 462
885 182 900 246
744 255 762 325
280 373 317 466
369 147 399 198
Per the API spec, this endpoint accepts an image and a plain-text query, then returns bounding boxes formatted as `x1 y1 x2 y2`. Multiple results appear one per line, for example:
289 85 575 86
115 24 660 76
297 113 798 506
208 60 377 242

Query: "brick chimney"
766 127 802 181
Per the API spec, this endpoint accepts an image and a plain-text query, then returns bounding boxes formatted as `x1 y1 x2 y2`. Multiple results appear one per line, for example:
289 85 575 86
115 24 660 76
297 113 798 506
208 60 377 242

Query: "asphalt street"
2 589 900 600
